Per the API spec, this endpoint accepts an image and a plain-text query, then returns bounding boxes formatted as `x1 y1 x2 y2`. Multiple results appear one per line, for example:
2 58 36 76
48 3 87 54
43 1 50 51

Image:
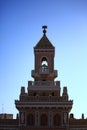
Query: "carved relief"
63 112 68 124
20 112 25 124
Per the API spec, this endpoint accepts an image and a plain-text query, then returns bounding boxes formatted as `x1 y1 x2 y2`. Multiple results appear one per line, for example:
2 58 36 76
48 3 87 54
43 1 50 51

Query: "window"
40 57 49 73
52 92 54 96
41 57 48 66
27 114 35 126
40 114 48 126
53 114 61 126
33 92 36 96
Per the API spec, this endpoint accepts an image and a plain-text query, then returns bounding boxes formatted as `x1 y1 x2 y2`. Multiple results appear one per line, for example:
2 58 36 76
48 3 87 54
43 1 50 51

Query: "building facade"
0 114 13 119
0 26 87 130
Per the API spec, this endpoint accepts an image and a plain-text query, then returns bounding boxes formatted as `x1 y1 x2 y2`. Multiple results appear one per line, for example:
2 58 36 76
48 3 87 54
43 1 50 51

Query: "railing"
20 95 67 102
31 70 57 77
28 81 60 87
39 67 49 74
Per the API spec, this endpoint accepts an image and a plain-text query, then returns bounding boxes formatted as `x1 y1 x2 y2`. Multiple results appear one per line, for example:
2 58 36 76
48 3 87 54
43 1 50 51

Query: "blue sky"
0 0 87 119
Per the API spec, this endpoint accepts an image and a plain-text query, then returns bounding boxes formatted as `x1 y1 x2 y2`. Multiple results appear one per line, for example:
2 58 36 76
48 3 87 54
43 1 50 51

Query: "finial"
42 25 47 36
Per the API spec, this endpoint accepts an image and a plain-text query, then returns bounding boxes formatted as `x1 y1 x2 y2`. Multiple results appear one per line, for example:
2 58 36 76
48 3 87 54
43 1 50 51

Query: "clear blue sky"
0 0 87 119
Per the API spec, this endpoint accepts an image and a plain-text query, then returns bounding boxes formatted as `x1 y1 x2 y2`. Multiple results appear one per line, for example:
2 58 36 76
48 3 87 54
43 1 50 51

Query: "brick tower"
15 26 73 130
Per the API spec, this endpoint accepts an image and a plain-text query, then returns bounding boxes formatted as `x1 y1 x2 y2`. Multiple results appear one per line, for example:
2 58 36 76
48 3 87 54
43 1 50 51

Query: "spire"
42 25 47 36
34 25 54 49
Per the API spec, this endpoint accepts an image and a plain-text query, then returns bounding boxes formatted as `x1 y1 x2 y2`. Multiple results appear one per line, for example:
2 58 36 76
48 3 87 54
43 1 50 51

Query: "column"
35 111 39 127
19 111 26 126
48 111 52 127
62 112 69 127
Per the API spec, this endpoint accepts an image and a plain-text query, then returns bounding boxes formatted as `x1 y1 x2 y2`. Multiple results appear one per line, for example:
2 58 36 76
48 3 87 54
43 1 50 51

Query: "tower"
15 26 73 130
32 25 56 82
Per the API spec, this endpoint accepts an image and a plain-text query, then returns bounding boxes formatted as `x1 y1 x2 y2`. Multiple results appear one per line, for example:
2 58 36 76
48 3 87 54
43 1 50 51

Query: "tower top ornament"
42 25 47 36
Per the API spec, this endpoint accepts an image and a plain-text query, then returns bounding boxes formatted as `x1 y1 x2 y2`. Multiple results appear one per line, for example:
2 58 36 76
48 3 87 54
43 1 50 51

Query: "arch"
40 113 48 126
53 114 61 126
41 57 47 62
41 57 48 66
27 114 35 126
40 57 49 74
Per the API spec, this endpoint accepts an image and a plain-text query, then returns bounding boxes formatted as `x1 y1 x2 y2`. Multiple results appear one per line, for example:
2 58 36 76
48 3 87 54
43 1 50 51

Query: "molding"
15 101 73 108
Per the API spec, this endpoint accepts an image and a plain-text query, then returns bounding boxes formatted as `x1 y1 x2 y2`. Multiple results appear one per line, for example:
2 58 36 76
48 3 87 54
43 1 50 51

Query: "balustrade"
28 81 60 87
20 95 64 102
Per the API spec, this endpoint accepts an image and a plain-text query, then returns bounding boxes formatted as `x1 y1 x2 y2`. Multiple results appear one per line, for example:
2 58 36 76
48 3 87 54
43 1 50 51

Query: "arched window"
27 114 35 126
53 114 61 126
40 114 48 126
40 57 48 72
41 57 48 66
52 92 54 96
